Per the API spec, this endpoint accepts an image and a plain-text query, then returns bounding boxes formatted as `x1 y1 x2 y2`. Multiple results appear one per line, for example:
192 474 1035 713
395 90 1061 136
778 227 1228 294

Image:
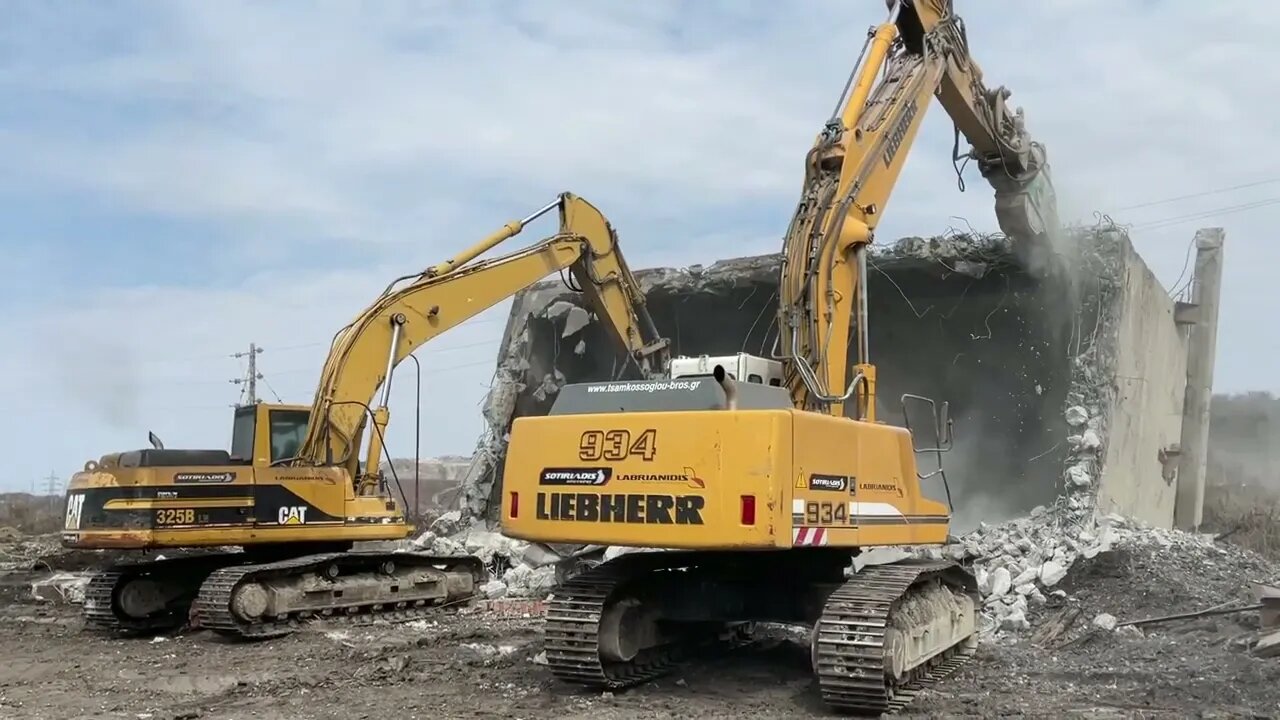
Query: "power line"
1111 176 1280 212
126 314 505 368
1130 196 1280 232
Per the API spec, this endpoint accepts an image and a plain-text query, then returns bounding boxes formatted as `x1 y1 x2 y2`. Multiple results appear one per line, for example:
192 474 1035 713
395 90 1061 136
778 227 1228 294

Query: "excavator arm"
293 192 670 489
777 0 1059 418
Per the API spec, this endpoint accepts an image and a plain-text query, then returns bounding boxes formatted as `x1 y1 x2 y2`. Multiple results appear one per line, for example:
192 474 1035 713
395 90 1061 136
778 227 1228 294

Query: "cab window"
230 406 256 461
269 409 310 463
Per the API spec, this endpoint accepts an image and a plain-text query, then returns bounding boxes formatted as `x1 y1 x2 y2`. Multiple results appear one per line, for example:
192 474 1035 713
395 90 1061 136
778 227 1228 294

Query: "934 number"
579 429 657 462
805 501 848 526
155 508 195 525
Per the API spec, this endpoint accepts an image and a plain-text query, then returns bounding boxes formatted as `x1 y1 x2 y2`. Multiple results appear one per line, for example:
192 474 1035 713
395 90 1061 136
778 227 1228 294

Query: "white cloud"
2 1 1279 490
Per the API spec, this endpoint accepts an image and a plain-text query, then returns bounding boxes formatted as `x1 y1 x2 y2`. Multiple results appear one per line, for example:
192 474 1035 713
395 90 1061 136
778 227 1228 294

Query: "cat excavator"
60 192 670 640
499 1 1059 714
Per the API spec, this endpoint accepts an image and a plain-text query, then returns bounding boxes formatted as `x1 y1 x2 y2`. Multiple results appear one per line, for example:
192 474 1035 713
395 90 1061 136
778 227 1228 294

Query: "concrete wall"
458 224 1199 533
1093 241 1190 526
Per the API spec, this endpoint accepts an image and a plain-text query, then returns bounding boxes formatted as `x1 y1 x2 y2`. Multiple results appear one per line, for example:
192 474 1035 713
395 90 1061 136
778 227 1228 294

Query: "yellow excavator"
500 1 1059 714
60 192 670 640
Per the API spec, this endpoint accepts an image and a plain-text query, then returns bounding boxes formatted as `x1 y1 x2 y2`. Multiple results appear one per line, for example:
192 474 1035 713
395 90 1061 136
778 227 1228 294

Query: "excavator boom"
296 192 670 486
778 0 1059 418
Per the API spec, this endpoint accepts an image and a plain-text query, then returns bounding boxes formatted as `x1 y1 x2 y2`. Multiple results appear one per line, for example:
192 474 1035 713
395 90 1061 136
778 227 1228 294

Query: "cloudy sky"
2 1 1276 493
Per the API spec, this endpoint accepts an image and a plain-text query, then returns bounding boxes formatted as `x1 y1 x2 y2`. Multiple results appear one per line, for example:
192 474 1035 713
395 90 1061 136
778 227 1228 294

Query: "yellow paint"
501 407 949 550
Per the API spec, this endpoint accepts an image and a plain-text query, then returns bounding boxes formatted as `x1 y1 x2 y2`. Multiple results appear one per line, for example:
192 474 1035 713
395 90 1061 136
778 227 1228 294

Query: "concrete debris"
1116 624 1144 639
462 643 517 658
1067 464 1092 487
413 525 558 599
989 567 1012 599
1039 560 1067 587
1065 406 1089 427
1253 631 1280 658
543 301 576 320
955 503 1267 644
463 529 529 565
429 511 465 538
520 543 563 568
560 307 591 338
30 573 90 604
854 547 913 571
1012 567 1038 587
603 545 661 563
1080 429 1102 450
1001 609 1031 632
480 580 508 599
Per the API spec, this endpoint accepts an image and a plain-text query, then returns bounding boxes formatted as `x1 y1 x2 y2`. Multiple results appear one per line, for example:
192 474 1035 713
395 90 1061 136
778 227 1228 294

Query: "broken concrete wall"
458 223 1191 534
1091 238 1190 526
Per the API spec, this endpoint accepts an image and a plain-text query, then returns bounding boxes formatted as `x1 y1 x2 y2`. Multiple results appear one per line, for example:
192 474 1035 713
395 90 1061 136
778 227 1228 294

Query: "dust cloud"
42 329 143 430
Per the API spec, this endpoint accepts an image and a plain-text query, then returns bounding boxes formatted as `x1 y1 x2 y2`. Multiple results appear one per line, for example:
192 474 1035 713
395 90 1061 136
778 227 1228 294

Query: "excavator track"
813 559 979 716
543 556 753 688
191 551 486 639
82 552 250 635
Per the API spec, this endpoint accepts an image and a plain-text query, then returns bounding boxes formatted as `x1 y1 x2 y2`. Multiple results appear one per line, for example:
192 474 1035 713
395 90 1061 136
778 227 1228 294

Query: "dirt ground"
4 536 1280 719
0 593 1277 719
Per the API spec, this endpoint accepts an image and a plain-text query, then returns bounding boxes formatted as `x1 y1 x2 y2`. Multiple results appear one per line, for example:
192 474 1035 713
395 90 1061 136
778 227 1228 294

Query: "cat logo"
277 506 308 525
64 493 85 530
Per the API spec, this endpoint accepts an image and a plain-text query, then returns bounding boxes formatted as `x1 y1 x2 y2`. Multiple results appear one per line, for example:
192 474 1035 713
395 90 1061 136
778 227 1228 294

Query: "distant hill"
0 493 63 535
1207 391 1280 490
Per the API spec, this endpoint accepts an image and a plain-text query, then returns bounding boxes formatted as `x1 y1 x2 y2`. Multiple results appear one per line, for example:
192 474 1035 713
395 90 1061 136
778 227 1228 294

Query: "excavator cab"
228 403 312 465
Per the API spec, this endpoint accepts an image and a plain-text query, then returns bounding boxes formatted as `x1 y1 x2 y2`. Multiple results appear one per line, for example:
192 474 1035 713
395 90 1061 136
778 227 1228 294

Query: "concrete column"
1174 227 1225 530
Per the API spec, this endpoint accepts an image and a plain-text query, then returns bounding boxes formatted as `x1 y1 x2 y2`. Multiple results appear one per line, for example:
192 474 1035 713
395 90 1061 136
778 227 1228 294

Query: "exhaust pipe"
713 364 738 411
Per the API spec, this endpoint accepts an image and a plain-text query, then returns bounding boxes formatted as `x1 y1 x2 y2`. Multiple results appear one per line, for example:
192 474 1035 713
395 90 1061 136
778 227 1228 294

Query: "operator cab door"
232 405 328 529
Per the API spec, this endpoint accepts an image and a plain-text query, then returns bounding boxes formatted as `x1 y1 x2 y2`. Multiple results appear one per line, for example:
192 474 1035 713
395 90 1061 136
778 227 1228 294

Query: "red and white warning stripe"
792 527 828 546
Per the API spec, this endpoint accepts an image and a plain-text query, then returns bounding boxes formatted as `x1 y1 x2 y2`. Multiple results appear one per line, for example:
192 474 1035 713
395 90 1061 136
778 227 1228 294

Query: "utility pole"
1174 227 1225 531
43 471 60 511
231 343 264 405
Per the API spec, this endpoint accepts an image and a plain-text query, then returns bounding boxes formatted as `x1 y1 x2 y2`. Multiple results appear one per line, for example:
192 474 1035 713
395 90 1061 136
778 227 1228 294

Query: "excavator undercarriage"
83 546 485 640
543 549 979 715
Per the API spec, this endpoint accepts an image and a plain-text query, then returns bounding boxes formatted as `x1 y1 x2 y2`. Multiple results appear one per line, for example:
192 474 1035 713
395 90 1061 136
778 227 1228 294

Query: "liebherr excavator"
500 1 1059 715
60 193 669 640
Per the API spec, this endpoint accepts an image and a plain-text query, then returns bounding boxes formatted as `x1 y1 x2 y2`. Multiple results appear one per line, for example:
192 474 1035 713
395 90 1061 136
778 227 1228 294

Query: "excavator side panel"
500 399 953 550
788 411 951 549
501 409 794 549
62 463 410 549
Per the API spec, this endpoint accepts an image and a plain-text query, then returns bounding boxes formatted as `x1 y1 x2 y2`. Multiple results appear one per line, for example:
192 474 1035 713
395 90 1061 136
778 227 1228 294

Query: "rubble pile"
412 511 558 600
951 506 1280 642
